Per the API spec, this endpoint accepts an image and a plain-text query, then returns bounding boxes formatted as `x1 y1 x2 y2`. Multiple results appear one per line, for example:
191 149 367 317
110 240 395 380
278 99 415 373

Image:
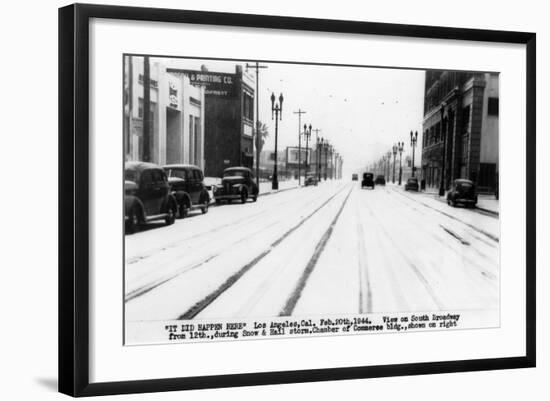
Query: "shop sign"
168 81 178 108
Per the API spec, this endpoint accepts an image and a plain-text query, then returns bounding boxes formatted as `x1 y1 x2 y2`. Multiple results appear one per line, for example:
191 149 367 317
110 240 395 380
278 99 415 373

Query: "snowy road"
125 181 499 322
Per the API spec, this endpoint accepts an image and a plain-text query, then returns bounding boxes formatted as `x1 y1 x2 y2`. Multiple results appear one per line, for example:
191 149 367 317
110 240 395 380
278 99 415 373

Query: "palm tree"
255 122 269 153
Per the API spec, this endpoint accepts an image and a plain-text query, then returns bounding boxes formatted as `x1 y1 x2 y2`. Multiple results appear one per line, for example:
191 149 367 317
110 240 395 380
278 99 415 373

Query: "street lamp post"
293 109 306 185
271 92 284 190
397 141 404 185
392 145 398 184
324 143 330 181
386 151 392 182
410 130 418 178
246 62 268 188
303 124 312 177
318 137 324 181
438 102 447 197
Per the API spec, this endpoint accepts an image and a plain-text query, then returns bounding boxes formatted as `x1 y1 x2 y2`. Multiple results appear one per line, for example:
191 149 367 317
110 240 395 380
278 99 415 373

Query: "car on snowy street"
361 172 375 189
124 161 178 233
163 164 210 218
352 173 358 181
305 173 318 186
213 167 259 204
446 179 478 207
374 175 386 186
404 177 419 191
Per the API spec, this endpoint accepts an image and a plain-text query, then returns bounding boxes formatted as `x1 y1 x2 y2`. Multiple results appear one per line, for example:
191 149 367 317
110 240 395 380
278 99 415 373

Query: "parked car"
361 172 375 189
213 167 259 204
374 175 386 186
404 177 419 191
352 173 358 181
305 173 318 186
124 161 178 233
446 179 478 207
163 164 210 218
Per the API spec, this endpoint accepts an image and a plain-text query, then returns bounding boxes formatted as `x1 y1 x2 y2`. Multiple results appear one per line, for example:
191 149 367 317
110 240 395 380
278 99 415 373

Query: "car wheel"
126 205 140 234
165 203 176 225
252 195 257 202
179 203 188 219
241 189 248 204
215 199 222 205
201 202 208 214
451 200 457 207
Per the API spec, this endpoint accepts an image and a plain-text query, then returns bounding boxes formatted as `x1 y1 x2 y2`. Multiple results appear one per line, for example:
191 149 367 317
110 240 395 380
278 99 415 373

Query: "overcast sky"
158 57 426 175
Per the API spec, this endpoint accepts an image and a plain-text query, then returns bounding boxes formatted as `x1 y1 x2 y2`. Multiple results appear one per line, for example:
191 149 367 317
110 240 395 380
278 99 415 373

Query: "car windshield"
457 182 473 190
223 170 246 178
125 170 138 182
166 169 187 180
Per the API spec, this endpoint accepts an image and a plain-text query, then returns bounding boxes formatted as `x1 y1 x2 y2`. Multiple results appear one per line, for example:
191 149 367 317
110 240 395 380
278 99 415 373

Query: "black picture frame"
59 3 536 397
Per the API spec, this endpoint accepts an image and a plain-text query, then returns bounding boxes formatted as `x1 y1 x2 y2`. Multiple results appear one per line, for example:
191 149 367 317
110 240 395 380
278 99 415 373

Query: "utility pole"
312 128 321 180
143 56 151 162
293 109 307 185
246 62 268 188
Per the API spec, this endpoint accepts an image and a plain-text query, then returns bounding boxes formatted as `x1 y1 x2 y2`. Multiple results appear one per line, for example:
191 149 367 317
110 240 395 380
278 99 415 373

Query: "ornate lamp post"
271 92 284 190
410 130 418 178
324 142 330 181
438 102 447 197
392 145 398 184
318 137 324 181
303 124 312 177
386 151 391 181
397 141 404 185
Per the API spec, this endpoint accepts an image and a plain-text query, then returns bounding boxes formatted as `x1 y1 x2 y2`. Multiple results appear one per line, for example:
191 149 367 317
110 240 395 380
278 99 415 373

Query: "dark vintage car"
124 161 178 233
352 173 358 181
447 179 478 207
213 167 259 204
375 175 386 186
304 173 318 186
405 177 419 191
163 164 210 218
361 172 375 189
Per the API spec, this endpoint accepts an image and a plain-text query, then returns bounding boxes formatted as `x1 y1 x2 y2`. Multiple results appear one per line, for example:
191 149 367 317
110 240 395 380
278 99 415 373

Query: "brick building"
421 71 499 192
167 65 255 178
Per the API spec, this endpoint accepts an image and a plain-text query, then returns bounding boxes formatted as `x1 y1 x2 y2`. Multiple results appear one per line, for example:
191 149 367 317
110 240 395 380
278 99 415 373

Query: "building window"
243 91 254 121
488 97 499 116
461 106 471 136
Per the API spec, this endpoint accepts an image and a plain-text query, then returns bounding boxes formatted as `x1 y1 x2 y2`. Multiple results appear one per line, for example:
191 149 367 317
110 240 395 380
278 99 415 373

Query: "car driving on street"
213 167 259 204
163 164 210 218
405 177 419 191
124 161 178 233
375 175 386 186
305 173 318 186
361 172 375 189
447 179 478 208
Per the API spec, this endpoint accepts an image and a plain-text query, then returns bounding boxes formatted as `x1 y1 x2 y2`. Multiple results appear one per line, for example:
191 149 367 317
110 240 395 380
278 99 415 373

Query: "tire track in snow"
356 197 373 314
177 184 352 320
126 190 321 266
279 187 354 316
390 188 499 243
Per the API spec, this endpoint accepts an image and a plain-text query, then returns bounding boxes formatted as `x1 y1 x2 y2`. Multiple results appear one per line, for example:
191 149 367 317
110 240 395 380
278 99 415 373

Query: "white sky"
157 57 425 175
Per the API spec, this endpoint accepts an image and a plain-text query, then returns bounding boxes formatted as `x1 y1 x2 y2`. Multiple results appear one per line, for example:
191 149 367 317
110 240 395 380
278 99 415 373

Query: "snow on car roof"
163 164 201 170
125 161 161 171
224 166 251 172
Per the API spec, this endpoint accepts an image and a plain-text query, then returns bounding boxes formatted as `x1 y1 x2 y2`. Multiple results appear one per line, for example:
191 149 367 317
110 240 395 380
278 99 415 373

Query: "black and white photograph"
123 56 500 345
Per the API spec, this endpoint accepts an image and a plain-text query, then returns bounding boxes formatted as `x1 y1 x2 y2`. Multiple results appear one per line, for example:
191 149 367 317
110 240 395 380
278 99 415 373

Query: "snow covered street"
124 180 499 323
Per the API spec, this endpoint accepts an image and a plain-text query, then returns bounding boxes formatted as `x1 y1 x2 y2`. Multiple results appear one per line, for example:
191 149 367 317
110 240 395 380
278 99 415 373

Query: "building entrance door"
166 108 182 164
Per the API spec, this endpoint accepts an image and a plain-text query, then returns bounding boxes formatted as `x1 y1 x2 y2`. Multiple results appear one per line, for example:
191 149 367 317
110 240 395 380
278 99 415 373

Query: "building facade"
167 65 255 178
421 71 499 192
123 56 205 168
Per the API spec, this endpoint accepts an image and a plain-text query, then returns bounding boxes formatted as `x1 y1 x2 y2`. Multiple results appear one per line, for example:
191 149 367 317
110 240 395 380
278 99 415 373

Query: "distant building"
123 56 205 167
421 71 499 192
167 65 255 178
